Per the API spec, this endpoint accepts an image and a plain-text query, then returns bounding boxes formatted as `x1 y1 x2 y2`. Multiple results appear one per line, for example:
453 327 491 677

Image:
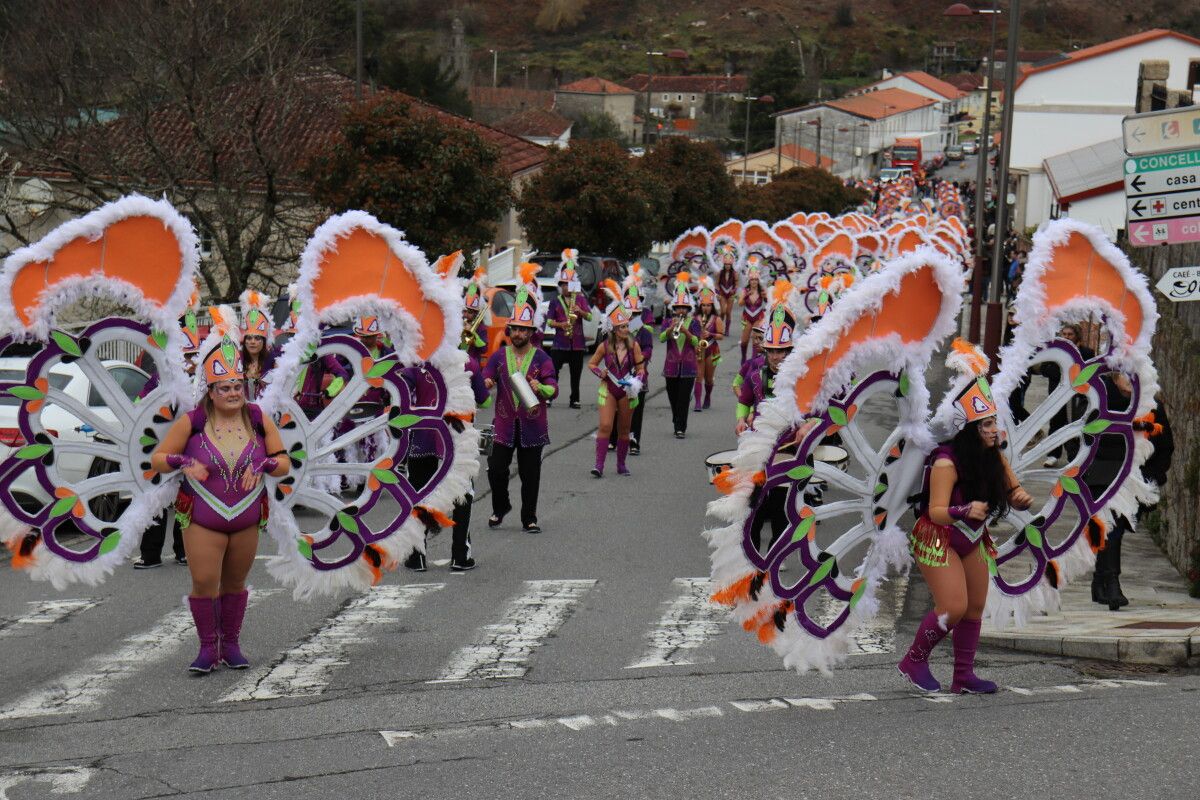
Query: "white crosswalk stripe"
626 577 728 668
0 599 103 638
0 591 277 720
429 579 596 683
220 583 444 702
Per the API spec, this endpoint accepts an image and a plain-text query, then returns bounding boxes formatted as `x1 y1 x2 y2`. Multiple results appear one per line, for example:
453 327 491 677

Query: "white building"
773 87 940 179
847 70 967 148
1009 29 1200 235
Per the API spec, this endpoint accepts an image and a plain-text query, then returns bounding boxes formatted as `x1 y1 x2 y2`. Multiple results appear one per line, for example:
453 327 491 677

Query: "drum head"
812 445 849 464
705 449 740 467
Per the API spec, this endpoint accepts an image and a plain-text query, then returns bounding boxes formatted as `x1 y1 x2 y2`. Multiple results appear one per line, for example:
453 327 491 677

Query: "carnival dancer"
588 281 646 477
483 285 558 533
238 290 276 402
609 264 654 455
659 272 702 439
150 312 290 673
716 252 739 334
898 341 1033 694
739 259 768 363
734 281 797 552
546 251 592 408
693 276 725 412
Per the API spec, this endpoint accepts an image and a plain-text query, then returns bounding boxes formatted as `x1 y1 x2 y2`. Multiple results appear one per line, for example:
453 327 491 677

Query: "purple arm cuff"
166 454 193 470
947 503 972 522
253 457 279 475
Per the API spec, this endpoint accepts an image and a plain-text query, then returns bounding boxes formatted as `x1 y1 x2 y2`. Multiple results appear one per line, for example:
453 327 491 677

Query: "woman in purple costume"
588 289 645 478
692 277 725 412
738 264 767 363
152 333 290 674
716 260 738 334
898 343 1032 694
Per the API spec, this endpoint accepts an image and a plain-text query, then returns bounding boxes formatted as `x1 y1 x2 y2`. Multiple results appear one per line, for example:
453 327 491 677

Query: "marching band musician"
461 266 489 363
735 281 797 553
546 249 593 409
693 276 725 413
659 272 702 440
483 285 558 534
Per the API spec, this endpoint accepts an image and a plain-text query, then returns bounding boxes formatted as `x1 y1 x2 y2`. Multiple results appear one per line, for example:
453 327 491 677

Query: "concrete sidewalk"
981 534 1200 666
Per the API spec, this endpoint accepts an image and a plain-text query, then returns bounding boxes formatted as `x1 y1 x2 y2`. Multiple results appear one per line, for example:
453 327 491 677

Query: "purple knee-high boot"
591 438 607 478
739 342 747 362
703 383 714 409
949 618 997 694
897 610 951 692
693 379 703 411
218 589 250 669
187 596 220 674
616 438 631 476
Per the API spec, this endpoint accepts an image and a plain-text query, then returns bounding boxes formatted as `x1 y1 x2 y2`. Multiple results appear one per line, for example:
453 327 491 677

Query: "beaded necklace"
203 415 253 493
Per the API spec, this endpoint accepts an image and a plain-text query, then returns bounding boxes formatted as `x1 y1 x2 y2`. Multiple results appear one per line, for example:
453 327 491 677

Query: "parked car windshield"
88 367 149 407
0 370 70 406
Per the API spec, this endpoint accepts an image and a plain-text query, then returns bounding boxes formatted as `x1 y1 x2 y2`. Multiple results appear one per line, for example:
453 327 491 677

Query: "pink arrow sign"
1129 215 1200 247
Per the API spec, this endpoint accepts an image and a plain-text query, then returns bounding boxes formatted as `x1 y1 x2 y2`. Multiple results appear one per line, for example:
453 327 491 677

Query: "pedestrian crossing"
0 576 909 721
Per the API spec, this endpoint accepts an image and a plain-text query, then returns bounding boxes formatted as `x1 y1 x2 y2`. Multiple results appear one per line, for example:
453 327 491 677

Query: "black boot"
1091 547 1110 605
1105 535 1129 611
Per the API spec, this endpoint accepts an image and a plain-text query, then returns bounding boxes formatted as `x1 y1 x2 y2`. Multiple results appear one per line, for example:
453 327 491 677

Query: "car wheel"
86 456 128 523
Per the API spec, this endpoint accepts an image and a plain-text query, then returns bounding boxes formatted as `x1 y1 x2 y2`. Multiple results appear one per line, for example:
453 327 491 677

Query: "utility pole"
489 49 498 88
355 0 363 102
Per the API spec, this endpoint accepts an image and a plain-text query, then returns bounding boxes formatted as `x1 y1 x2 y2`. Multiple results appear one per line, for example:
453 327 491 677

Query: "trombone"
461 306 486 349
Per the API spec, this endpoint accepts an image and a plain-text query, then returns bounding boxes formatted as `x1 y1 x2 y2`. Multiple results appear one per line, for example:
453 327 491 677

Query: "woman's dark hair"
949 419 1009 519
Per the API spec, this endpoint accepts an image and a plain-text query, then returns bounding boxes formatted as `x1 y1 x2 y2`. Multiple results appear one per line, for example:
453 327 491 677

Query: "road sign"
1154 266 1200 302
1124 150 1200 195
1128 217 1200 247
1123 106 1200 156
1126 189 1200 221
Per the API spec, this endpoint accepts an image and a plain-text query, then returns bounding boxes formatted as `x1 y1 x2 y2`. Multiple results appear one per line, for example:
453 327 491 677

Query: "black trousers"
664 376 695 434
551 349 585 404
488 440 544 526
140 510 184 563
749 486 789 554
407 455 475 563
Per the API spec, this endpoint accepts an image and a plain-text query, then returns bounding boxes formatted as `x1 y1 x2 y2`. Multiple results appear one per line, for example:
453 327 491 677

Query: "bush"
638 137 736 241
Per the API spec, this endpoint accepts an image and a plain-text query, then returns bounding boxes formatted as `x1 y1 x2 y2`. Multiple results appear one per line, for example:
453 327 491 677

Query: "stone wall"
1127 242 1200 596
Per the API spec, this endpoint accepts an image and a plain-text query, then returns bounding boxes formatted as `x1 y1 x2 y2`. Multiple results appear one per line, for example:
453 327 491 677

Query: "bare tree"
0 0 336 300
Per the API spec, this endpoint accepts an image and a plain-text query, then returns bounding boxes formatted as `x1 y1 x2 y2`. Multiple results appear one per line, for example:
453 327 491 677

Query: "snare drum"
705 449 739 483
813 445 849 471
348 401 385 423
477 424 495 457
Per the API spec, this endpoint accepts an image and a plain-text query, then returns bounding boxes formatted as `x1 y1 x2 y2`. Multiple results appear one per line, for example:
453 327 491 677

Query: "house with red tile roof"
495 108 573 148
1008 29 1200 235
846 70 967 148
726 143 835 185
468 86 555 126
773 88 942 178
554 78 638 143
624 73 747 143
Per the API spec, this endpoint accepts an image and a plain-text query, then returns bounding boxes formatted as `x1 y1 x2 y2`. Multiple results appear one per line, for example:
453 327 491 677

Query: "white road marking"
817 574 910 655
626 578 728 668
379 679 1165 746
0 599 102 638
429 579 596 683
0 766 95 798
220 584 444 702
0 591 277 720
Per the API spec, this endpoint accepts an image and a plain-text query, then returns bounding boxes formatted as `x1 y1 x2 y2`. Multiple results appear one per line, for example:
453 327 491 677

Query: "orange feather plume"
710 572 757 606
675 271 691 285
949 338 988 376
601 278 622 302
771 279 793 304
519 262 539 284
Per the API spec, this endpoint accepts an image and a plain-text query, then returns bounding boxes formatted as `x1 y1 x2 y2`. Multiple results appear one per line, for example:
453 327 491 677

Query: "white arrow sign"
1127 189 1200 221
1155 266 1200 302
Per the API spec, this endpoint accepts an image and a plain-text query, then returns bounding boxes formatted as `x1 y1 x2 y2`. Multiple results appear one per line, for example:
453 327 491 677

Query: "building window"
662 93 669 102
676 94 683 101
690 94 696 102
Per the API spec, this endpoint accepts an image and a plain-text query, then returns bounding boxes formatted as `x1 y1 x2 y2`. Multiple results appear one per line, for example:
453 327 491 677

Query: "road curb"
981 630 1198 667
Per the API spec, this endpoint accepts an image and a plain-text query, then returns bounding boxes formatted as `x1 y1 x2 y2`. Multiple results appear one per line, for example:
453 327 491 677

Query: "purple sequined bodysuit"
175 405 269 534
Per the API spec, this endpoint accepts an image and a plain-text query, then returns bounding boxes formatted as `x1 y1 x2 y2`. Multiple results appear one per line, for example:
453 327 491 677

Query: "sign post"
1154 266 1200 302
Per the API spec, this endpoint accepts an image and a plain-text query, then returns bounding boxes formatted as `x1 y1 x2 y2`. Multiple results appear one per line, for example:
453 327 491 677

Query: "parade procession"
1 5 1199 797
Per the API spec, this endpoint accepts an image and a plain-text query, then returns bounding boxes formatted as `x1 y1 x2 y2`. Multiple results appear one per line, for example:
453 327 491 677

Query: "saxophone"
460 307 485 350
564 293 579 338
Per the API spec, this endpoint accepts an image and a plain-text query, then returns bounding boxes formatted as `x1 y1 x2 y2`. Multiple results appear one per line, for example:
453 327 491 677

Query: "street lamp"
488 49 498 88
644 49 688 146
742 95 773 183
805 118 822 168
355 0 364 101
945 1 1003 344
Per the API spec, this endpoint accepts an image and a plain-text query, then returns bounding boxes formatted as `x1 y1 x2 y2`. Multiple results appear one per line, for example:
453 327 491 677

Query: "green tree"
733 167 866 221
308 95 513 257
638 137 736 242
373 47 472 117
568 109 624 143
731 43 813 154
516 139 667 259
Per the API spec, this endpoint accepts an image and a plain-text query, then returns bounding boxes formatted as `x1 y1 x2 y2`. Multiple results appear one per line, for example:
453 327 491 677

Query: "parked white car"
0 358 150 515
492 276 602 351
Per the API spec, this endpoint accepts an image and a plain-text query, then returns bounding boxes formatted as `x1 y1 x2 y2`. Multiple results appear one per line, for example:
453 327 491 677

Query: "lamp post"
741 95 773 183
355 0 364 101
806 118 822 168
945 1 1002 344
489 49 498 88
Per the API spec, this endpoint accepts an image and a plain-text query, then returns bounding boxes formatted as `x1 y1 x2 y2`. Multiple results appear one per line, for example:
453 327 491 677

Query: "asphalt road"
1 323 1197 799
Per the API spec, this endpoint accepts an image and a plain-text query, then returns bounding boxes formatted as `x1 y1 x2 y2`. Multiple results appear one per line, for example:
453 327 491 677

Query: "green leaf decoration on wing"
849 580 868 609
297 538 313 560
1082 419 1110 435
49 494 78 518
7 386 45 401
98 531 121 556
366 359 397 378
806 555 837 587
139 434 157 447
50 330 83 358
15 443 51 460
1071 363 1099 388
790 514 816 543
150 329 169 350
828 406 848 427
1023 524 1044 549
785 465 814 481
1059 475 1080 494
289 449 307 462
371 468 400 485
335 511 360 534
389 414 421 429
